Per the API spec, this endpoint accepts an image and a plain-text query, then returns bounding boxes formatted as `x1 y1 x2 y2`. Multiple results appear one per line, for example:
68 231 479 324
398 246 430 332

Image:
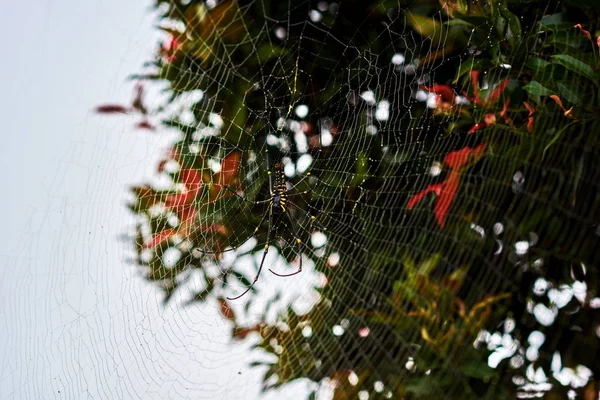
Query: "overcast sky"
0 1 320 398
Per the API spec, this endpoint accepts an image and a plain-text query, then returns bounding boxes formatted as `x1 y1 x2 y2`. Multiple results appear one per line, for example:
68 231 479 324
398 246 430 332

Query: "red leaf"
527 117 535 133
162 36 181 63
232 325 259 340
330 124 340 138
484 113 497 125
95 104 130 114
180 169 203 191
487 79 509 104
145 228 176 248
218 152 241 186
434 171 461 228
218 297 235 321
172 206 198 237
166 169 203 207
470 71 481 104
200 224 229 236
210 153 241 200
131 84 147 114
169 147 181 163
549 95 566 111
132 185 153 199
444 146 471 170
165 192 190 207
407 183 443 209
500 99 512 124
135 120 155 130
420 84 456 103
157 160 168 173
409 144 487 228
300 121 314 135
178 205 197 225
524 102 535 133
574 24 592 41
471 142 488 160
131 185 160 209
563 107 574 118
468 122 486 134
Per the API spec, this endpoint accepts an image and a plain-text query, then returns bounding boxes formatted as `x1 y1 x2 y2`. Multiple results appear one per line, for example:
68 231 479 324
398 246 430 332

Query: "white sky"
0 1 320 399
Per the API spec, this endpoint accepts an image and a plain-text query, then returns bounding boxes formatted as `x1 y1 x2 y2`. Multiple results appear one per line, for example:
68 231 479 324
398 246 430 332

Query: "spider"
200 152 325 300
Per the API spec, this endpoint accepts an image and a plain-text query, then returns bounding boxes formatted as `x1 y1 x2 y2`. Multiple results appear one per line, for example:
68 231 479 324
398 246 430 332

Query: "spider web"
122 0 600 398
5 0 600 399
116 0 600 398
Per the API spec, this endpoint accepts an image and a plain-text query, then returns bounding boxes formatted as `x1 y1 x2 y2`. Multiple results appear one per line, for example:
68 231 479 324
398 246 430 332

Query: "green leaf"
405 375 441 396
419 253 441 276
349 152 369 188
458 361 497 379
406 12 445 46
444 18 476 28
556 81 583 105
543 121 578 157
158 26 183 38
453 59 493 83
249 361 270 368
537 13 572 30
262 363 279 383
525 57 550 72
445 16 488 28
551 54 598 82
500 9 521 47
232 272 253 289
400 253 416 273
206 277 215 294
545 31 587 49
522 81 555 96
256 44 288 64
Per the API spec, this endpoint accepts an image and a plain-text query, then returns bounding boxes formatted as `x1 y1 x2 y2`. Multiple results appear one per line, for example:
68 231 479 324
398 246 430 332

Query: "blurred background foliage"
98 0 600 398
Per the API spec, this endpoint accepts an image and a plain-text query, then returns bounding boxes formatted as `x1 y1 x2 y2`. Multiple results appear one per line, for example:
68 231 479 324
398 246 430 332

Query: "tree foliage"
99 0 600 398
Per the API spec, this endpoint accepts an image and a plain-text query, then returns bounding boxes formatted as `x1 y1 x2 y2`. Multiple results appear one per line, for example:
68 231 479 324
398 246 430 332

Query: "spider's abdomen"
270 163 288 213
273 163 286 191
271 191 287 213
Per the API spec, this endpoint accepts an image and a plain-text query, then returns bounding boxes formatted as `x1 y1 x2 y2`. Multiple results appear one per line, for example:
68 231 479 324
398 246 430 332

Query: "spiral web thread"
129 1 600 399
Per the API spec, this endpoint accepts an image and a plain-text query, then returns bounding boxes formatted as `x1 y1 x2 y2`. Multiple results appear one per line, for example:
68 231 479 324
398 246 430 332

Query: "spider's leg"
287 170 320 193
286 171 321 199
286 188 312 199
265 148 273 194
269 210 303 277
287 201 327 231
198 208 269 255
227 207 274 300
